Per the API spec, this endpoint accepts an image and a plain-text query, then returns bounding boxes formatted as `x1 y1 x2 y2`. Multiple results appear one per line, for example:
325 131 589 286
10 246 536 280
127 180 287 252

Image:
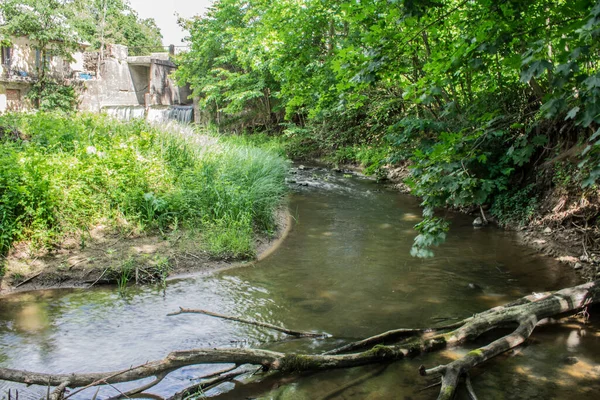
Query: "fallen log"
0 280 597 400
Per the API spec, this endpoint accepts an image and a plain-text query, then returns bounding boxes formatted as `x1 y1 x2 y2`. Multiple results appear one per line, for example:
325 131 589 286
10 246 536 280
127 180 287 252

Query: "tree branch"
168 307 329 338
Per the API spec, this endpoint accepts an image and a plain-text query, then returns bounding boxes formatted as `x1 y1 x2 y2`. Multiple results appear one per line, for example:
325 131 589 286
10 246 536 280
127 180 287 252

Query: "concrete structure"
0 36 89 112
1 39 192 120
79 45 192 118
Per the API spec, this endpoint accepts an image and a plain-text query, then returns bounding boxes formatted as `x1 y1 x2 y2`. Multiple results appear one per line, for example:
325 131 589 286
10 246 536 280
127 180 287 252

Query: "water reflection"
0 168 596 399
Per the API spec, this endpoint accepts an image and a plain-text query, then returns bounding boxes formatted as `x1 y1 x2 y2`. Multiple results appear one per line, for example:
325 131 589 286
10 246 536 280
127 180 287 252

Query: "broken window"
35 49 52 70
1 46 11 66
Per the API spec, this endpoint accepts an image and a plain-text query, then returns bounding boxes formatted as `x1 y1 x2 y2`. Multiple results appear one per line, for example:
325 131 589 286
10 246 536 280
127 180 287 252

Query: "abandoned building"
0 36 89 112
0 37 193 122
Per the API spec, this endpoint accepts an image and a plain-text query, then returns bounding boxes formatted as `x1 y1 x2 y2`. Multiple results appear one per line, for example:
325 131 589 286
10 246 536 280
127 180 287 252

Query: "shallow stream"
1 167 599 399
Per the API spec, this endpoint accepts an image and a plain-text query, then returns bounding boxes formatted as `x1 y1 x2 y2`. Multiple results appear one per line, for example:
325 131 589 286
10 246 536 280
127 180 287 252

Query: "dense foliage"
70 0 163 55
0 0 163 55
0 113 287 263
177 0 600 256
0 0 82 110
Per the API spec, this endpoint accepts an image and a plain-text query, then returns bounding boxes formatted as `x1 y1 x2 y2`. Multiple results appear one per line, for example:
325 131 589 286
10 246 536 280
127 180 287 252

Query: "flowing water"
1 167 599 400
147 106 194 124
167 106 194 124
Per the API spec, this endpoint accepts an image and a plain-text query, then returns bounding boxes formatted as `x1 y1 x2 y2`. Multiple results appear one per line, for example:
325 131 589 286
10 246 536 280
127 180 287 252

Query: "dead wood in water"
0 280 598 400
168 307 329 338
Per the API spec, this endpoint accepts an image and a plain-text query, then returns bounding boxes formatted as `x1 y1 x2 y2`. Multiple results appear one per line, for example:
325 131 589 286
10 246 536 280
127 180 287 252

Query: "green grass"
0 112 288 262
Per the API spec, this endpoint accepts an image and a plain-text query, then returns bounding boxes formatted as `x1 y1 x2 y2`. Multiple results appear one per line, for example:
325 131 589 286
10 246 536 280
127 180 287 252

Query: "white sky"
127 0 214 46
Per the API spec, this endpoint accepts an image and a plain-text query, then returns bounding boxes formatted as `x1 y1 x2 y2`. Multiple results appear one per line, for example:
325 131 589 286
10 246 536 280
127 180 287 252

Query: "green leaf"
565 106 580 120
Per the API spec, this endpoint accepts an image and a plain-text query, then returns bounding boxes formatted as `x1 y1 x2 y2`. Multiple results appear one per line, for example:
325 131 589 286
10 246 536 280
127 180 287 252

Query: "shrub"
490 185 539 227
0 112 288 258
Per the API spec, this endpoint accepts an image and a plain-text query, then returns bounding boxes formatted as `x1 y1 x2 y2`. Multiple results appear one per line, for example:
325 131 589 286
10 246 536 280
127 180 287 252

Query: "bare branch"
168 307 329 338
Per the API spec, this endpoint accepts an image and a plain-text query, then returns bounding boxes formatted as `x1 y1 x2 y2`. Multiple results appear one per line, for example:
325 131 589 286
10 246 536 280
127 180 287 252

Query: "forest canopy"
0 0 163 55
176 0 600 257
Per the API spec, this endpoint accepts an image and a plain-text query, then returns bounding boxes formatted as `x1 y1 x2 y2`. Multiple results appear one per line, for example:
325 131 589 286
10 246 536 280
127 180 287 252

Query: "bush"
0 112 288 258
330 145 389 177
490 185 539 227
26 79 79 112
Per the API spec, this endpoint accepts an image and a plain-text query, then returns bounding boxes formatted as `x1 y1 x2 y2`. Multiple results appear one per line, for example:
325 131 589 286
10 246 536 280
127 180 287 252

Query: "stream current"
1 167 599 399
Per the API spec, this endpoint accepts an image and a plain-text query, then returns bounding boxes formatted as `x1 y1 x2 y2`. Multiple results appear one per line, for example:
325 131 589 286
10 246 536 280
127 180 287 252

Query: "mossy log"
0 280 598 399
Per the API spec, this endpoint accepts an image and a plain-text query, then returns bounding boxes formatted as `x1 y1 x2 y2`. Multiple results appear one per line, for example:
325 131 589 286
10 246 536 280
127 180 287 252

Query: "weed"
10 272 24 283
0 112 288 259
115 257 135 292
490 185 539 227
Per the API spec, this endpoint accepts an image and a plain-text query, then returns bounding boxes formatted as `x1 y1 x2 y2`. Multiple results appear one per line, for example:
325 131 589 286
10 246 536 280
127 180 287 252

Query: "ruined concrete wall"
83 52 99 74
148 60 180 106
3 37 37 77
0 36 90 113
129 65 149 105
77 44 191 114
1 36 87 79
178 84 193 106
79 45 144 112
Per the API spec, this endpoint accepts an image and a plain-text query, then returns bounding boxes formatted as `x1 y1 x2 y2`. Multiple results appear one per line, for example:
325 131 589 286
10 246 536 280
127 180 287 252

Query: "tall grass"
0 112 288 264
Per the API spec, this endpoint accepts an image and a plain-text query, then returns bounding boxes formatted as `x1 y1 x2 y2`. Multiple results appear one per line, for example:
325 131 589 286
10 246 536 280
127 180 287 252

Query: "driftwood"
168 365 259 400
0 280 598 400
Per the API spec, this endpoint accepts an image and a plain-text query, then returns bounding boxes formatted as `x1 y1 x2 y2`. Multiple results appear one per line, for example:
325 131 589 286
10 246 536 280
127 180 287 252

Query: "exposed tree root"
0 280 598 399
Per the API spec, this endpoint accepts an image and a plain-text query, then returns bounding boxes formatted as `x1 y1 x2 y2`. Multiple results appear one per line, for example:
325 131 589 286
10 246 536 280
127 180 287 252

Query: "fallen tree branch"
87 267 110 288
418 280 599 399
168 307 329 338
49 381 70 400
324 320 467 355
15 271 43 288
63 364 153 399
0 280 597 399
105 371 169 399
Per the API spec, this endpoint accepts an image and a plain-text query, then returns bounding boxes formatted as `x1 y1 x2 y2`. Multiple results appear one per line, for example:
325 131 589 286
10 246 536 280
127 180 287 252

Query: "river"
1 167 599 399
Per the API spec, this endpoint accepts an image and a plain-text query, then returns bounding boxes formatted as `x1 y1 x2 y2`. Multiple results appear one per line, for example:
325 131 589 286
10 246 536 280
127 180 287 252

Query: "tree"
0 280 598 399
0 0 80 110
177 0 600 257
70 0 163 56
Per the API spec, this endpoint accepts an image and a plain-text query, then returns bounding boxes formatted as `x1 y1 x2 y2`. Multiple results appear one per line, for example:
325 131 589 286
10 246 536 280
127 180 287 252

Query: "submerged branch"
167 365 258 400
168 307 329 338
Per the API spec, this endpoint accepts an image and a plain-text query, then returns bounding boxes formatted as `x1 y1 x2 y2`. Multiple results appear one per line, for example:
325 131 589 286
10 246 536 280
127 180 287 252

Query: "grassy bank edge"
0 205 292 295
0 113 291 293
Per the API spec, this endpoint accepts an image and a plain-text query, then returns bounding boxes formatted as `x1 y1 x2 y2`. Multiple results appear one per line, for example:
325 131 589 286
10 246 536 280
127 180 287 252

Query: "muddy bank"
0 208 291 295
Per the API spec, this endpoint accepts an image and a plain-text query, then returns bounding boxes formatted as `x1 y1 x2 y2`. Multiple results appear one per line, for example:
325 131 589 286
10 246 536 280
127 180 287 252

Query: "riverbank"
381 163 600 282
0 113 289 294
0 207 291 295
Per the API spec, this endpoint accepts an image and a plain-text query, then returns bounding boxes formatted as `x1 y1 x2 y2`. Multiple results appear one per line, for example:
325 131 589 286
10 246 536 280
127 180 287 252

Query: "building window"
1 46 11 66
35 49 52 70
